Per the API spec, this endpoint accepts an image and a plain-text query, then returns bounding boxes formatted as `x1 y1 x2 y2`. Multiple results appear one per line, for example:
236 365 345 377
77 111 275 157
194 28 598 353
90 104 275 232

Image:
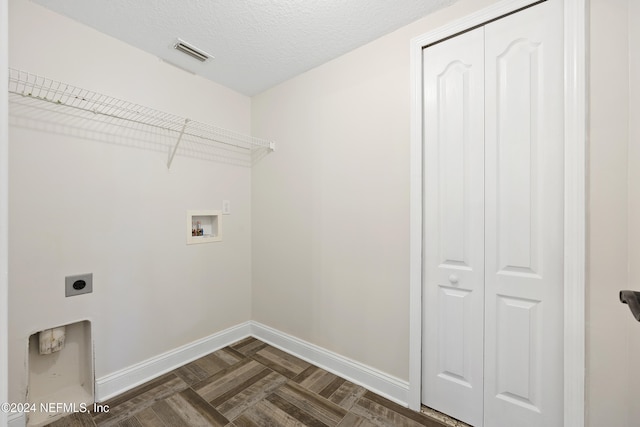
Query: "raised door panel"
484 1 564 426
495 38 541 277
422 26 484 427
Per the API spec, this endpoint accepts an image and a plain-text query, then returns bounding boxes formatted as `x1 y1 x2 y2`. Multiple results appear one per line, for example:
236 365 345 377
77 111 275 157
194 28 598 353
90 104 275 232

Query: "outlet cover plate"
65 273 93 297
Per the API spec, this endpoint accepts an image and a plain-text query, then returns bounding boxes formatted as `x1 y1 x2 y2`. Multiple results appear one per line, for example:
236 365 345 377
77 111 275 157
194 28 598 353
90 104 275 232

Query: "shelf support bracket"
167 118 190 169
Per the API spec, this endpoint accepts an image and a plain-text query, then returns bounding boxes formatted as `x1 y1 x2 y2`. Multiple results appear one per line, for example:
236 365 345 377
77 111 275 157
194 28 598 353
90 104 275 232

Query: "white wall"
587 0 631 425
8 0 252 404
627 0 640 424
251 0 502 382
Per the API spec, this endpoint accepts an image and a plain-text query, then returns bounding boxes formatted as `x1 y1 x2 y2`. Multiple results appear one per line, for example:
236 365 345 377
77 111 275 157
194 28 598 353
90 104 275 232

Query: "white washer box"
187 210 222 244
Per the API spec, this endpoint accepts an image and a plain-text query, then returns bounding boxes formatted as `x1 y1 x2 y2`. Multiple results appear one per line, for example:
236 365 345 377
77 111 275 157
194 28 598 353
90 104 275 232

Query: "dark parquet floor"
46 337 451 427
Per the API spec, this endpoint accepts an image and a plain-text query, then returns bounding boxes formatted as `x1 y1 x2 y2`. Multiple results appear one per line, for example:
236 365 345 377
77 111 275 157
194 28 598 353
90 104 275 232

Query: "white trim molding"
1 0 9 424
250 321 409 406
408 2 587 427
8 413 25 427
95 322 252 402
562 0 587 426
93 320 410 412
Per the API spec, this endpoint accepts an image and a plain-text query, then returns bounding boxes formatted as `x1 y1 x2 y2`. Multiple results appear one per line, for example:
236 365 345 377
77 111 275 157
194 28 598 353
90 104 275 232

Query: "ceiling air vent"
173 39 212 62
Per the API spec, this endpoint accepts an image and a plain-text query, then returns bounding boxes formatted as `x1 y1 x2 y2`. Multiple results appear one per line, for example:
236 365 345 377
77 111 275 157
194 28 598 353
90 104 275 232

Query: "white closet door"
483 1 564 426
422 27 485 427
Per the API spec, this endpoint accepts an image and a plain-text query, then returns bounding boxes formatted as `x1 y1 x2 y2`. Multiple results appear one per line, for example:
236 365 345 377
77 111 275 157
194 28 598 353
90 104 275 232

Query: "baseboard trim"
95 321 252 402
93 320 409 411
8 412 25 427
250 321 410 407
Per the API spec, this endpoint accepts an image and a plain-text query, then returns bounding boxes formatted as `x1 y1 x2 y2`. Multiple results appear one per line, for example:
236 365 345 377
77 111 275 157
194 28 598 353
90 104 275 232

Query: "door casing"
408 1 587 427
0 0 9 425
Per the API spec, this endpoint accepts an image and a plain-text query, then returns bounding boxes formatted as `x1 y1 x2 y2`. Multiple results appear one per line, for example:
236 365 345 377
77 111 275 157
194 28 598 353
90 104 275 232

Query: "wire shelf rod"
7 68 276 156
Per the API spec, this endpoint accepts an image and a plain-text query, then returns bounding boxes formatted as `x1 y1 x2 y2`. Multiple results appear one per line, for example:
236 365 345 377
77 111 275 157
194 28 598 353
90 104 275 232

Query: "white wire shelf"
7 68 275 168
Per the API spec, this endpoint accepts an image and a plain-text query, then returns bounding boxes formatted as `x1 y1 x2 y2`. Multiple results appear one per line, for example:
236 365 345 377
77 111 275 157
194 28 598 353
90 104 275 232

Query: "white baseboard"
9 322 411 426
95 321 252 402
88 320 409 414
249 321 410 407
8 412 25 427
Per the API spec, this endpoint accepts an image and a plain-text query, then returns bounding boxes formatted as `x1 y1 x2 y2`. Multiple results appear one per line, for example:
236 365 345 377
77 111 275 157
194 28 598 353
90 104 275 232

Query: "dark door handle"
620 290 640 321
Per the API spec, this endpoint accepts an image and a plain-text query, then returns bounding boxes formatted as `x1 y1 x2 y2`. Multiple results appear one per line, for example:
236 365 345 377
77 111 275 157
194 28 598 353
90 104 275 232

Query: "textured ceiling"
32 0 456 96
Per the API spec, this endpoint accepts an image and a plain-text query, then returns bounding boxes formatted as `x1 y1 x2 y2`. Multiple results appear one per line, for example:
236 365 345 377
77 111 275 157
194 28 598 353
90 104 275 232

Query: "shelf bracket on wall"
167 118 190 169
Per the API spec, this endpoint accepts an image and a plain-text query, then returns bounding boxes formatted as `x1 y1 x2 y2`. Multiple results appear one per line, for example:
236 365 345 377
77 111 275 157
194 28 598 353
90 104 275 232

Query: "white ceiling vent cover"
173 38 213 62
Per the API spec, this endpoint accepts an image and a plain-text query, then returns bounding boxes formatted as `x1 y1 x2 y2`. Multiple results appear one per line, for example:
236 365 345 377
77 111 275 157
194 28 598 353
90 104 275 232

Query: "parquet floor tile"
46 338 455 427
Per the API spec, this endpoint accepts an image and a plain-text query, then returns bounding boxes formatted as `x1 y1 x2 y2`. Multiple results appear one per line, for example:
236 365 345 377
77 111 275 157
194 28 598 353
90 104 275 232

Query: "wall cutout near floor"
27 320 92 427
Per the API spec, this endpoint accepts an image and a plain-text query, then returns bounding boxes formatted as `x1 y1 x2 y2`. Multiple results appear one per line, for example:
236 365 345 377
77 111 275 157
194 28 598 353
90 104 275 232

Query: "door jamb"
1 0 9 425
408 1 586 426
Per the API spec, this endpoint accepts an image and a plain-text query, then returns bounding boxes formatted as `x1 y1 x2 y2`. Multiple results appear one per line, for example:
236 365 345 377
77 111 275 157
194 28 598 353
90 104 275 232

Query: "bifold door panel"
422 26 485 427
422 1 564 426
483 2 564 426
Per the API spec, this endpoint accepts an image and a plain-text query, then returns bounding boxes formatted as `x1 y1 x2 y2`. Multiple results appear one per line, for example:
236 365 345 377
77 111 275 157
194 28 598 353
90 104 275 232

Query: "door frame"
408 1 587 426
1 0 9 425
